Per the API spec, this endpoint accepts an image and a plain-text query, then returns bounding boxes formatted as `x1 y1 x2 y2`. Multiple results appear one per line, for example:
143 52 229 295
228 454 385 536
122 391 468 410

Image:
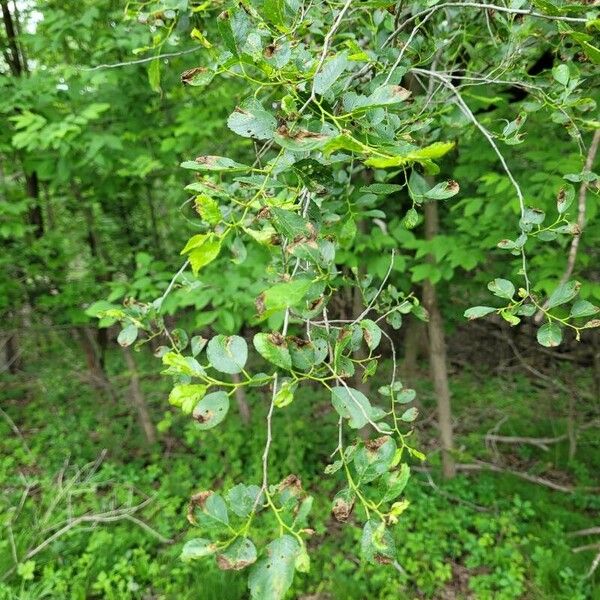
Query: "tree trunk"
123 347 156 445
423 201 456 479
74 327 116 400
401 315 427 382
231 372 251 425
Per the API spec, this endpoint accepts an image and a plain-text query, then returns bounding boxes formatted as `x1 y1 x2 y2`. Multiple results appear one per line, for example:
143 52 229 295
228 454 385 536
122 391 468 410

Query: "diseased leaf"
192 391 230 430
207 335 248 374
537 323 563 347
181 538 217 562
227 484 263 517
361 520 396 565
181 156 251 172
464 306 497 320
227 99 277 140
217 538 257 571
169 384 207 415
262 279 312 312
248 536 300 600
188 491 229 530
253 332 292 370
118 324 138 347
360 319 382 351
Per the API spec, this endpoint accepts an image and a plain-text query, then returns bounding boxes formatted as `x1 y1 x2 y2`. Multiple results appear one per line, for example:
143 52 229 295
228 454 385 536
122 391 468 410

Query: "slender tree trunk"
423 201 456 479
123 348 156 445
231 372 251 425
401 315 427 382
74 327 116 400
593 329 600 402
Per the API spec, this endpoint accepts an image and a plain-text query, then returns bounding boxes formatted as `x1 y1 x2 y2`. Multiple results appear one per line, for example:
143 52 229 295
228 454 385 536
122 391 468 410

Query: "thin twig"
82 47 200 71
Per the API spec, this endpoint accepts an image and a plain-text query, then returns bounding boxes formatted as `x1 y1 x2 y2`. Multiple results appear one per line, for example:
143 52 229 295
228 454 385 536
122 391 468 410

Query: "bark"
123 347 157 445
74 327 116 400
422 201 456 479
231 372 251 425
400 315 427 382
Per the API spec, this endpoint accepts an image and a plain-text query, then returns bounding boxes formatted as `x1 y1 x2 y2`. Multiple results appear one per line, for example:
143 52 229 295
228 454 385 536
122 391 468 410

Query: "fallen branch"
569 527 600 538
455 461 573 493
485 433 568 452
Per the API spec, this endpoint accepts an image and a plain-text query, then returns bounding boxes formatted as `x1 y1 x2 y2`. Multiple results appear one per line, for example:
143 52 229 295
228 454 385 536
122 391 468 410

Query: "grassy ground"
1 345 598 599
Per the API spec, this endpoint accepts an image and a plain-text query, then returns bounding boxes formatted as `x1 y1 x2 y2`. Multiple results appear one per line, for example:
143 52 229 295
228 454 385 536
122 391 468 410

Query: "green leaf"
556 185 575 214
313 52 348 95
217 538 257 571
148 58 161 93
424 180 460 200
403 208 419 229
552 64 570 86
195 195 221 225
360 319 382 351
189 492 230 530
248 536 300 600
169 384 207 415
253 333 292 370
537 323 563 347
360 520 396 565
181 156 251 173
353 436 397 483
546 281 580 310
181 234 221 275
192 391 230 430
570 299 600 318
382 463 410 503
487 278 515 300
274 379 296 408
227 99 277 140
400 407 418 422
464 306 497 320
207 335 248 374
118 324 138 347
331 386 385 430
181 538 218 562
395 388 416 404
262 279 312 312
227 484 263 517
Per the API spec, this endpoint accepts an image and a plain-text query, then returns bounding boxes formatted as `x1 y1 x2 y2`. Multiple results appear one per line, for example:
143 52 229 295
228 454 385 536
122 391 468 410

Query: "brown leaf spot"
187 491 212 524
365 436 390 452
181 67 207 85
332 497 354 522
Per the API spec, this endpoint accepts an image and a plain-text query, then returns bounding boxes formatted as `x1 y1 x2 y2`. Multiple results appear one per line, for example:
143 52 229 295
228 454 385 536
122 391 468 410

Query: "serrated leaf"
195 195 221 225
192 391 230 430
537 323 563 347
207 335 248 374
248 536 300 600
313 52 348 95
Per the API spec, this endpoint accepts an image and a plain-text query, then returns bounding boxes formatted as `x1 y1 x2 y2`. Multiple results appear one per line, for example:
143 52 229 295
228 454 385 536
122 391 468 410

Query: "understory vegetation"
1 0 599 598
1 344 599 599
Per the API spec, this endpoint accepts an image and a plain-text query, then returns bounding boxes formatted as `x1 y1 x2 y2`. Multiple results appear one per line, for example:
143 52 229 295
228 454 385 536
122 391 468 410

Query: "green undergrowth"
0 350 598 599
